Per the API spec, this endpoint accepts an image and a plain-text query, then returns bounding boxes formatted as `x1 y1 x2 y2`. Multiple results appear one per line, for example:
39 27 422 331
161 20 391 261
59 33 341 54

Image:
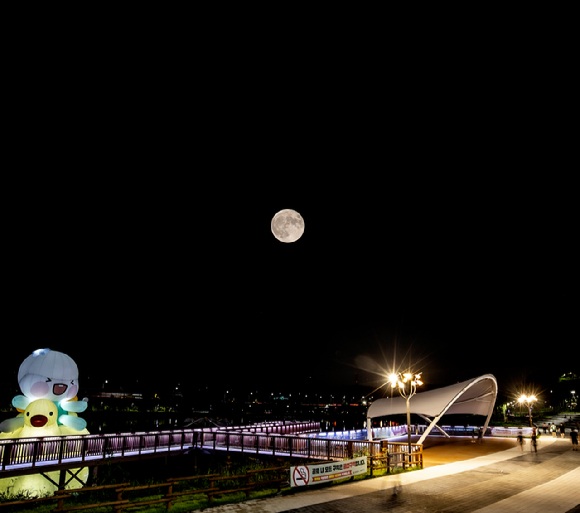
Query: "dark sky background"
3 175 575 399
2 27 576 404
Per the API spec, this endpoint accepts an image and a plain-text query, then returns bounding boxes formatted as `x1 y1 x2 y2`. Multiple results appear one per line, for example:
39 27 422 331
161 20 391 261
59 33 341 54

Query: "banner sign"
290 457 367 487
491 426 534 437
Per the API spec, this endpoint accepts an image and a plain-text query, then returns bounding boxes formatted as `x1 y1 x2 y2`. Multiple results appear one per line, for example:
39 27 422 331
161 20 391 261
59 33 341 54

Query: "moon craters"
271 209 305 243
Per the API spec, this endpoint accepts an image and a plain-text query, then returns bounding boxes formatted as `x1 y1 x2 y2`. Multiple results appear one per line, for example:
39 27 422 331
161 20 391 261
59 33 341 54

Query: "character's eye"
26 412 30 416
45 378 52 382
71 380 75 385
49 411 54 416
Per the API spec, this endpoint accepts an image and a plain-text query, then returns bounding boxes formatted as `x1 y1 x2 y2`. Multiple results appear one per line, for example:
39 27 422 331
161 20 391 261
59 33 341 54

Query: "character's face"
20 374 79 400
18 349 80 401
24 399 58 428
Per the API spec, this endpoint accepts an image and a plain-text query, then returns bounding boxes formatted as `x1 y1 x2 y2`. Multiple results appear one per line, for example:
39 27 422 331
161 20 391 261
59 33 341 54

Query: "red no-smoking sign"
292 466 309 487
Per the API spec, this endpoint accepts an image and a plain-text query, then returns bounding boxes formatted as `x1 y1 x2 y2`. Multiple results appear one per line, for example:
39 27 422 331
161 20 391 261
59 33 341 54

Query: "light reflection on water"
87 418 364 434
311 425 407 441
86 417 389 436
87 418 178 433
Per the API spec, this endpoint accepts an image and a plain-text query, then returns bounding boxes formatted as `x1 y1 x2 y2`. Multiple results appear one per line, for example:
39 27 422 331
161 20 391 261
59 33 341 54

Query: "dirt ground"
402 435 519 468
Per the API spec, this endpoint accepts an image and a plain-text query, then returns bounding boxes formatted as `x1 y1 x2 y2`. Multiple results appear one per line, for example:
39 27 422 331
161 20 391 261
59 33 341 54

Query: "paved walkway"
206 437 580 512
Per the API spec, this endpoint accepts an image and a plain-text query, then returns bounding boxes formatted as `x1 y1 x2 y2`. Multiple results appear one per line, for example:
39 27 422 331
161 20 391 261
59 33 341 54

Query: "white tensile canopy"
366 374 498 444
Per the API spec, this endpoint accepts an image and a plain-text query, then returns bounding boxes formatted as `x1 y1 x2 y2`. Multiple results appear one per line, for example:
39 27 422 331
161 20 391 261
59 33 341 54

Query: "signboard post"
290 457 367 487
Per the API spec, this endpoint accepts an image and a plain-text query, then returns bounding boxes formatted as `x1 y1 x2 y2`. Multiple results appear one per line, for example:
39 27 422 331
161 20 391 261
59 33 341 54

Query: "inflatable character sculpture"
0 399 61 438
0 348 88 433
0 349 90 497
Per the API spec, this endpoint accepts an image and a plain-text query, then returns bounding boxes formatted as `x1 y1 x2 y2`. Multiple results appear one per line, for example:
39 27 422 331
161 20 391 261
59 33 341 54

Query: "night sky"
3 173 575 403
2 31 576 406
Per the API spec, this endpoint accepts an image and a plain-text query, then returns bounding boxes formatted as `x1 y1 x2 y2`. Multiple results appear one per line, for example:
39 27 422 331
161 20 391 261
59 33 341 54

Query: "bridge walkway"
0 422 323 479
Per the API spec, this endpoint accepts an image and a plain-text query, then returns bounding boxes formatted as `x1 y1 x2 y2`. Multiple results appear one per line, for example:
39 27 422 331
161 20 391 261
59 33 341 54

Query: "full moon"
271 209 305 243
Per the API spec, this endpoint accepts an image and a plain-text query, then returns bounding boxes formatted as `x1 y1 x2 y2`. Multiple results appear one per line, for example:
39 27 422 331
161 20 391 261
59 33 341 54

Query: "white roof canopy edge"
366 374 498 444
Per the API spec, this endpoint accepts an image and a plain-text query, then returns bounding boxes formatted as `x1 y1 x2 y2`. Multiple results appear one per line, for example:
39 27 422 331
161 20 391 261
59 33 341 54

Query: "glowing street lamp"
389 371 423 462
518 395 537 427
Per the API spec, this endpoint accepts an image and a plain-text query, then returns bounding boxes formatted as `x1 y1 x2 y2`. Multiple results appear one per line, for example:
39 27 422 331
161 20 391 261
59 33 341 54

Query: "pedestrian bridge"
0 421 423 480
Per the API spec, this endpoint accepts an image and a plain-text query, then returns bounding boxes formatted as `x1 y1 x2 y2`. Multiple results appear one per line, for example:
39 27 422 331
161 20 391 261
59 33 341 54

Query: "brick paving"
207 437 580 513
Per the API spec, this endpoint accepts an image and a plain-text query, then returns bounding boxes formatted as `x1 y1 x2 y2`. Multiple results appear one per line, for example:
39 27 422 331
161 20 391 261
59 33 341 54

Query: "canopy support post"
418 414 450 439
480 404 494 443
417 412 447 445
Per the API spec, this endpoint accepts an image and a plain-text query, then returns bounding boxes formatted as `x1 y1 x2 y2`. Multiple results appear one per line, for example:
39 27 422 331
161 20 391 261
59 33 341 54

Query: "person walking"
570 429 578 451
531 427 538 453
550 423 557 438
542 422 548 434
560 423 566 439
517 431 525 452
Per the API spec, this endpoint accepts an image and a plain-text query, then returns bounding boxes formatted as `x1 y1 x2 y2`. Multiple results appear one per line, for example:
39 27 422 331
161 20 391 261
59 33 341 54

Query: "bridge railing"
0 430 200 471
0 422 320 472
197 431 422 462
1 422 423 471
193 421 320 436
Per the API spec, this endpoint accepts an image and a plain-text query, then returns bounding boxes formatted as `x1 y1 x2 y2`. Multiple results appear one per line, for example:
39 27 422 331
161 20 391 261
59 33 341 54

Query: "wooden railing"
0 468 288 511
368 442 423 475
196 431 423 462
42 467 285 511
193 421 320 436
0 442 423 510
0 430 198 471
0 422 425 474
0 451 422 511
0 422 320 472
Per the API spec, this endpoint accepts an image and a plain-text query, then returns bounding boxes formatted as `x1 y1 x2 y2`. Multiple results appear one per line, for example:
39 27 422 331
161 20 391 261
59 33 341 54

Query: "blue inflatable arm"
60 400 88 413
59 415 87 432
0 417 24 433
12 395 31 410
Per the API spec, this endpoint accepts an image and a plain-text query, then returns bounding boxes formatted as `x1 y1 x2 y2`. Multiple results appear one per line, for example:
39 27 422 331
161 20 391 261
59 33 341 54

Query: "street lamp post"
518 395 537 427
389 372 423 463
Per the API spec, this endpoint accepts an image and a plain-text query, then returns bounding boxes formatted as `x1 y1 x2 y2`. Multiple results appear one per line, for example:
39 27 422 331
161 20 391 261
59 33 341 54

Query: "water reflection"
324 420 364 432
87 417 177 433
86 416 378 435
313 425 405 441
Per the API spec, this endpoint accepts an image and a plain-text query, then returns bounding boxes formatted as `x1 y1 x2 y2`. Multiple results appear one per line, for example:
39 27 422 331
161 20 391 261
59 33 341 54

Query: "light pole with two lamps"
389 372 423 463
518 395 536 427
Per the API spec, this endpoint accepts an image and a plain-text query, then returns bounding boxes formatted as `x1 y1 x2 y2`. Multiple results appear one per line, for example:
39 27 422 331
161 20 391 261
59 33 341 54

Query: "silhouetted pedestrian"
517 432 524 451
384 471 402 501
531 428 537 453
570 429 578 451
560 424 566 438
542 422 548 434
